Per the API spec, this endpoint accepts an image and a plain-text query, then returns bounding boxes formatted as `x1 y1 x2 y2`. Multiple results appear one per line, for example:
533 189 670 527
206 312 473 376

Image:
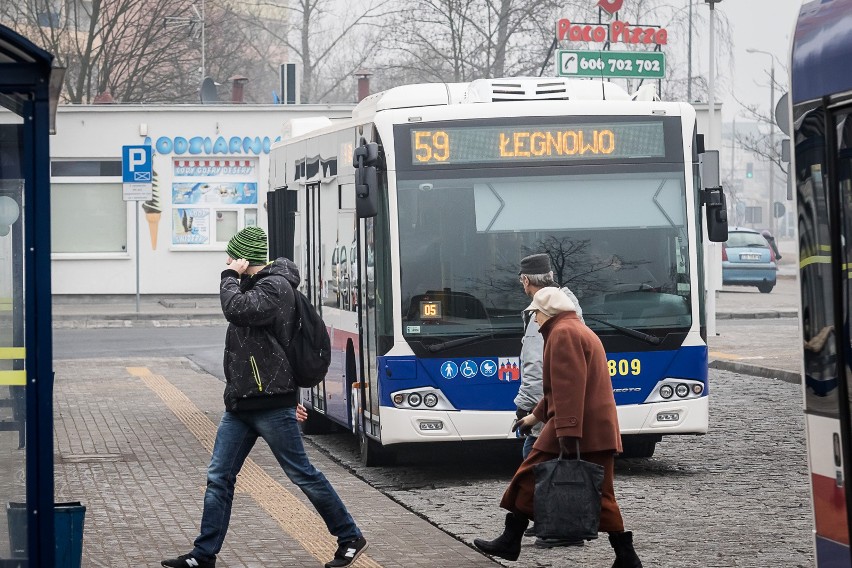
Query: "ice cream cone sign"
142 171 162 250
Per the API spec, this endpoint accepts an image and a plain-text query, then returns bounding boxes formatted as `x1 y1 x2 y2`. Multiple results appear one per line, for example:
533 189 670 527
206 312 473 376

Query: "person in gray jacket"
515 253 584 548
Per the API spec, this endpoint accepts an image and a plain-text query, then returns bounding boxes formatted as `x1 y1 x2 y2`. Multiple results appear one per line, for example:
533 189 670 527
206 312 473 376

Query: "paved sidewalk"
53 357 498 568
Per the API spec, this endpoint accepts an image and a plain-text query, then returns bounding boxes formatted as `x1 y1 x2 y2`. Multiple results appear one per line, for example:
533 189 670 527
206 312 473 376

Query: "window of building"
51 182 127 253
745 206 763 224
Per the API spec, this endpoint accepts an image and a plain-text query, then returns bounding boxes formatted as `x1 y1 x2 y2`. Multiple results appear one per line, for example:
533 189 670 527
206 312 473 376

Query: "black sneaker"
161 553 216 568
535 537 584 548
325 536 368 568
524 524 536 537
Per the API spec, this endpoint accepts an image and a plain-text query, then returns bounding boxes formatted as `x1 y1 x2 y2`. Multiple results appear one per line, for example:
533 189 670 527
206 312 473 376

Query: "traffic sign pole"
122 145 153 313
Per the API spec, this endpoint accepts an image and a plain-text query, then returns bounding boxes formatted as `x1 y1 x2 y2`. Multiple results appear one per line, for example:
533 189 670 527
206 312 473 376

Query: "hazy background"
711 1 801 120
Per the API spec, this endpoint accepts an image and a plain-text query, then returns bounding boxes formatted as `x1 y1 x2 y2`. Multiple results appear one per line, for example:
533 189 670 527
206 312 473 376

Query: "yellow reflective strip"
800 255 832 269
0 348 25 360
0 370 26 386
250 356 263 391
820 245 832 252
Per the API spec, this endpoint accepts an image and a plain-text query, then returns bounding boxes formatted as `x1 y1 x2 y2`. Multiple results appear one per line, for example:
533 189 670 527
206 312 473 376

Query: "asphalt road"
52 324 229 381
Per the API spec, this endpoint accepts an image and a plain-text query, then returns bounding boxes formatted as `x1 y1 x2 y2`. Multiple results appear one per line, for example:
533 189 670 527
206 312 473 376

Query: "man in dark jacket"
162 226 368 568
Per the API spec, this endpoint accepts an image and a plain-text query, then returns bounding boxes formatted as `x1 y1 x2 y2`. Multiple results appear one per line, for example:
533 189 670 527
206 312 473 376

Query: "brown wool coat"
531 311 623 455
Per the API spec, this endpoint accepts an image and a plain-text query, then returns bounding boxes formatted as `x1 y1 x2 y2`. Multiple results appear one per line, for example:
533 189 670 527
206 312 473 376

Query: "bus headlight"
393 393 405 405
423 393 439 407
644 379 705 404
408 393 422 406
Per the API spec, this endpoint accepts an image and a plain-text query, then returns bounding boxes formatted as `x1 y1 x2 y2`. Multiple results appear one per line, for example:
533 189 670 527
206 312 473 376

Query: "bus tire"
300 408 336 435
619 435 658 459
359 430 396 467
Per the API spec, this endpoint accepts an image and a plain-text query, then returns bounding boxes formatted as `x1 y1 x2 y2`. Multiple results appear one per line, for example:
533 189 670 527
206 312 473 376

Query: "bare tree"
0 0 208 102
734 67 790 180
378 0 732 99
384 0 586 84
242 0 392 103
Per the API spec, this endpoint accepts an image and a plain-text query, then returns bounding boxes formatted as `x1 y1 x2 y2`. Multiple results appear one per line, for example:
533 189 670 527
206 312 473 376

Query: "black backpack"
286 286 331 388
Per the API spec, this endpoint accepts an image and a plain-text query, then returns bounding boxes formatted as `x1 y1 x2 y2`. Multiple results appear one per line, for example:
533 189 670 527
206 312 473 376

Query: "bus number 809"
608 358 640 377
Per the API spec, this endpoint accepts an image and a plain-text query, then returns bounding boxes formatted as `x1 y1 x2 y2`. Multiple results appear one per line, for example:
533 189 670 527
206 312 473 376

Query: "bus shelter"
0 24 63 567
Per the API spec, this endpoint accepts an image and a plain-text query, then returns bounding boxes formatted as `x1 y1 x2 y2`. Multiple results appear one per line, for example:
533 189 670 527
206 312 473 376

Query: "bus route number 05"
608 358 640 377
414 131 450 163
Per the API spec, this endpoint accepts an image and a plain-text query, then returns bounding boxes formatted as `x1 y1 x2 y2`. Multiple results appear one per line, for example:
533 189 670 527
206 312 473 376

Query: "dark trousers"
499 448 625 533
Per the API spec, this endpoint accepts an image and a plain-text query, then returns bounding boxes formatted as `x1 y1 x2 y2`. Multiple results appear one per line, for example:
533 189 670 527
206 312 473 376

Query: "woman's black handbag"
533 440 605 541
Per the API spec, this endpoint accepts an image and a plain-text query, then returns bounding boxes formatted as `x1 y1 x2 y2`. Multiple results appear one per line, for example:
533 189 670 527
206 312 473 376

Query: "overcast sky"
708 0 802 122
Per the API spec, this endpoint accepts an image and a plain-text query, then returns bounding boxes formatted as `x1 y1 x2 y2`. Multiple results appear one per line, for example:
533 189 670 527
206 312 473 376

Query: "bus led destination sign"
410 122 665 165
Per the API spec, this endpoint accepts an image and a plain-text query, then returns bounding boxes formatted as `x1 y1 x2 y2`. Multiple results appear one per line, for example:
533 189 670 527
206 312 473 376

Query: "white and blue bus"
268 77 727 465
791 0 852 564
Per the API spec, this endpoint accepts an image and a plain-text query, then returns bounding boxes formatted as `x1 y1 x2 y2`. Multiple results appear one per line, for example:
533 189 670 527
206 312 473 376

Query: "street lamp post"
746 48 776 235
704 0 722 339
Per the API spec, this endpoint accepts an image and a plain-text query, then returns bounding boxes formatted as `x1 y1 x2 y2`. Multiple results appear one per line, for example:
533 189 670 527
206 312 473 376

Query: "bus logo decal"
440 361 459 380
499 358 521 381
480 360 497 377
460 360 478 379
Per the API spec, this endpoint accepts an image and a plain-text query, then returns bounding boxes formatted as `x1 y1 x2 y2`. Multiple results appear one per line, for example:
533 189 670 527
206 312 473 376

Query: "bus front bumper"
617 396 708 435
377 407 517 445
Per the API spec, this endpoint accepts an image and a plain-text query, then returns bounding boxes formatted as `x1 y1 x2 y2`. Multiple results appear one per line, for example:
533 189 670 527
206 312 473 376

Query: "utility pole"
688 1 693 102
704 0 722 339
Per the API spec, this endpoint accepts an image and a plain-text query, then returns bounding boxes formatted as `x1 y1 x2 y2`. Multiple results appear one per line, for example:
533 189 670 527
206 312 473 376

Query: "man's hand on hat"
226 257 250 274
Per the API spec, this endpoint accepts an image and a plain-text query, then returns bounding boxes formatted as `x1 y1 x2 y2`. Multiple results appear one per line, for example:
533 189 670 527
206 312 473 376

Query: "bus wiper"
426 330 517 353
584 316 663 346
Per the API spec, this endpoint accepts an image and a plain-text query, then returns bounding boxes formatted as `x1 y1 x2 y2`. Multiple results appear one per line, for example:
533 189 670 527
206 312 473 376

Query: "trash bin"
6 502 85 568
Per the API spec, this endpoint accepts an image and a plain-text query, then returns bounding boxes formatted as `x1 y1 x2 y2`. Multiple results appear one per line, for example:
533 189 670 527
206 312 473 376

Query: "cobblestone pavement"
305 368 813 568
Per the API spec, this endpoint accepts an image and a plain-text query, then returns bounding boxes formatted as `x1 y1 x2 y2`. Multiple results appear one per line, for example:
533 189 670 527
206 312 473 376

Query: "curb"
52 316 225 329
709 359 800 384
52 312 222 321
716 311 798 320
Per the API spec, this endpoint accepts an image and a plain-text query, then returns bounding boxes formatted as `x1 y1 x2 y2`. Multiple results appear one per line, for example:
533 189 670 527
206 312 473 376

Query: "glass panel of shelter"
0 112 27 561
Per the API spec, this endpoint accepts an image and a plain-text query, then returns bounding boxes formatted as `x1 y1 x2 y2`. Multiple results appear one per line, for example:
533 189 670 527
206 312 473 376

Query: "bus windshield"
397 169 692 339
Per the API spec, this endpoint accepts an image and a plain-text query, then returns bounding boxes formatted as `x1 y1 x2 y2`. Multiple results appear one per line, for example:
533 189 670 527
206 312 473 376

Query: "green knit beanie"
227 226 268 266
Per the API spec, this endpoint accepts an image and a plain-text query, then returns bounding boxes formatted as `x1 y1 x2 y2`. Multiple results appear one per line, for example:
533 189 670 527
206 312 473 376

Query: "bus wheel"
619 435 659 459
359 430 396 467
300 408 337 435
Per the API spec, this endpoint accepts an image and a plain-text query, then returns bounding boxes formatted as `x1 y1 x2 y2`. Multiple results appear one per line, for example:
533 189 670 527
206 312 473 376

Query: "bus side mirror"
356 166 378 218
353 138 379 218
703 187 728 242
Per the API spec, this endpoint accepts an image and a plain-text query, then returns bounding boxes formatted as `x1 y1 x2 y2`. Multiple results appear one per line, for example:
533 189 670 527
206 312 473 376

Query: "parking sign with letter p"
122 144 153 201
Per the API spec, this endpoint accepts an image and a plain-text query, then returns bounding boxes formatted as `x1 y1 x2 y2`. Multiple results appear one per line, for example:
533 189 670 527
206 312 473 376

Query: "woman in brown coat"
473 287 642 567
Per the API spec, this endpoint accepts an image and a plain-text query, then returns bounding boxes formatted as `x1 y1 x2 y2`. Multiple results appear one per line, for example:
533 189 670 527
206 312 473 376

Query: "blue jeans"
191 406 361 560
522 435 537 461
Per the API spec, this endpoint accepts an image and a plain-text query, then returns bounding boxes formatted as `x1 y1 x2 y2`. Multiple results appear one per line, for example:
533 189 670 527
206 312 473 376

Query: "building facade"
49 104 352 295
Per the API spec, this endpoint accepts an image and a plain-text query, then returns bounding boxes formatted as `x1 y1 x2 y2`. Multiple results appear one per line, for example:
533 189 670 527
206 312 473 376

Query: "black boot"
473 513 529 561
609 531 642 568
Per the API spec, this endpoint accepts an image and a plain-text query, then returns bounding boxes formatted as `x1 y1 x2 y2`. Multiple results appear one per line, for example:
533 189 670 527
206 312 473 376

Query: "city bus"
267 76 728 465
791 0 852 564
